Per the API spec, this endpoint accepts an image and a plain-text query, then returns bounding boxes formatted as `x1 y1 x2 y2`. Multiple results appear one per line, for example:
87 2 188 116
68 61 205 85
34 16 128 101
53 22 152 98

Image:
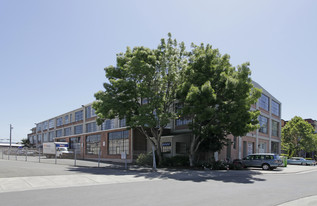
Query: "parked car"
287 157 316 166
241 153 283 170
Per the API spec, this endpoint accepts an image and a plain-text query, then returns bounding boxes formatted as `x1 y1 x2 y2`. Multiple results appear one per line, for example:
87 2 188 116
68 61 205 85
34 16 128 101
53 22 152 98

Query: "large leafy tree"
282 116 317 157
178 44 261 166
93 34 187 165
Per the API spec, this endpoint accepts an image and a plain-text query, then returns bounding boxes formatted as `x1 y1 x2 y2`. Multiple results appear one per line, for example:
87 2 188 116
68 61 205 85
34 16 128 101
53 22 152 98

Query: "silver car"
242 153 283 170
287 157 316 166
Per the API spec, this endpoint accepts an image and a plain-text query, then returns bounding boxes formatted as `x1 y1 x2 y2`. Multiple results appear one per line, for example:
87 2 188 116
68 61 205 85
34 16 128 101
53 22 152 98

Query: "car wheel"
262 164 270 170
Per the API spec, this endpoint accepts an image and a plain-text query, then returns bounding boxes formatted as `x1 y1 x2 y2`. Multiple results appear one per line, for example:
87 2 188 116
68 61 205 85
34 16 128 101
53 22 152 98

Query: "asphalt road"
1 159 317 206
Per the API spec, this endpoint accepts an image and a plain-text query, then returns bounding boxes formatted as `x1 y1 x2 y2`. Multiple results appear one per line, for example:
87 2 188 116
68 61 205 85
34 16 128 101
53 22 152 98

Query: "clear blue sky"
1 0 316 142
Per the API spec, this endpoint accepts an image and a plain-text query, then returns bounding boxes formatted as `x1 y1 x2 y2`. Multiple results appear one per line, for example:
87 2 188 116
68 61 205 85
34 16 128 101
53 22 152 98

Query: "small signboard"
121 152 126 160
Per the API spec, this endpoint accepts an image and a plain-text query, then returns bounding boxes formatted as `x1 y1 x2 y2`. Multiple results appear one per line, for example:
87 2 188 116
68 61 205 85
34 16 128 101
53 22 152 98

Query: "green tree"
282 116 316 157
177 44 261 166
21 138 30 148
93 34 187 165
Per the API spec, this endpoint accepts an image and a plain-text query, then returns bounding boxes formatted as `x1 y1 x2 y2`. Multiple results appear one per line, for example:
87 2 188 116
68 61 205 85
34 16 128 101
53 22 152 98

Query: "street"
1 159 317 206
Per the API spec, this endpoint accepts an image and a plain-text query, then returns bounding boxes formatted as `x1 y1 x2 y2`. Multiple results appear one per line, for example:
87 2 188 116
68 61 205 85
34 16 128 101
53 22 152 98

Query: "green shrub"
211 161 227 170
161 156 189 167
136 153 153 166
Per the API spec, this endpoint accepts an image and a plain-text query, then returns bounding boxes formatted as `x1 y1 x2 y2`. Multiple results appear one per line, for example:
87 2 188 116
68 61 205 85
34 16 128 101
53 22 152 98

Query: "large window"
37 134 42 143
108 130 129 155
75 110 83 122
36 123 42 132
86 134 101 155
49 131 54 142
259 94 269 111
49 119 55 129
86 122 97 133
259 115 268 134
101 119 115 130
56 129 62 137
64 127 72 136
69 137 80 150
64 115 69 124
43 133 48 142
56 117 63 127
43 121 48 130
119 118 126 127
74 125 83 134
271 100 280 116
85 105 97 119
272 120 279 137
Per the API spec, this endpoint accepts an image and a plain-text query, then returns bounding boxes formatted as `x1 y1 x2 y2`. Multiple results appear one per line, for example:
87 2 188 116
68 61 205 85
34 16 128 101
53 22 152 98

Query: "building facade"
28 81 281 163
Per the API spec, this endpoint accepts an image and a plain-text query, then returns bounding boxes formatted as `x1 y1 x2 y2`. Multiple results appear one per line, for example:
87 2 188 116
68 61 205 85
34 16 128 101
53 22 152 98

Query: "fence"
0 147 128 169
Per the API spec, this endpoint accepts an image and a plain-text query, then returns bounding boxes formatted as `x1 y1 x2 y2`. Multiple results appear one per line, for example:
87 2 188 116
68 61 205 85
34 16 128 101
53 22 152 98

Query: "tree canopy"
93 33 187 164
282 116 317 157
177 44 261 166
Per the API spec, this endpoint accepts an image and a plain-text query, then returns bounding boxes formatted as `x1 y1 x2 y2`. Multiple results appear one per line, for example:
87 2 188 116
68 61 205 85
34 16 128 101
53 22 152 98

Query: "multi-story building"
28 81 281 163
216 81 282 161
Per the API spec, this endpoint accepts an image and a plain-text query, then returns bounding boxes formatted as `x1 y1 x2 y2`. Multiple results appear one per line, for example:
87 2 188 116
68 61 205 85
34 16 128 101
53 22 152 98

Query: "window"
175 118 192 126
69 137 80 150
233 136 237 149
49 131 54 142
36 123 42 132
64 127 72 136
56 117 63 127
259 94 269 111
86 134 101 155
176 142 187 154
37 134 42 143
43 121 48 130
86 106 91 119
86 122 97 133
271 142 279 154
43 133 48 142
75 110 83 122
64 115 69 124
85 105 96 119
74 125 83 134
101 119 115 130
49 119 55 129
108 130 129 155
259 115 268 134
175 103 192 126
271 100 280 116
56 129 62 137
272 120 279 137
119 118 126 127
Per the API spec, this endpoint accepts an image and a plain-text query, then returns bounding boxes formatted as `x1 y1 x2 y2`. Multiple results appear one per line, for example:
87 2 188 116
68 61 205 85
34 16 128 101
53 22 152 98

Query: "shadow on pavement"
67 165 266 184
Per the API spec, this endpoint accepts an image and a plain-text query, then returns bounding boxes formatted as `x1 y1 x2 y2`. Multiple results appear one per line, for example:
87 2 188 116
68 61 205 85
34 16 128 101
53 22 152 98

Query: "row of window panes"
35 117 126 137
259 115 280 136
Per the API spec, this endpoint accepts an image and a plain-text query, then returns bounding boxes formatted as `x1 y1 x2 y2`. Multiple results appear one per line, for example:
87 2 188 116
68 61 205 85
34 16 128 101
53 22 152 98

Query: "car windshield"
59 147 67 151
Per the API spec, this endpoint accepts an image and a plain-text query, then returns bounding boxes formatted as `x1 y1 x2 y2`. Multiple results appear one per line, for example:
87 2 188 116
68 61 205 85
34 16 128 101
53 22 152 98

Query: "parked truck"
43 142 73 158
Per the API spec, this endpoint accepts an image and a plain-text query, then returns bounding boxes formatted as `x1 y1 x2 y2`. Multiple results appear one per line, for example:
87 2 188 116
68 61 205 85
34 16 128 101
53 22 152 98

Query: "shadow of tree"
67 165 266 184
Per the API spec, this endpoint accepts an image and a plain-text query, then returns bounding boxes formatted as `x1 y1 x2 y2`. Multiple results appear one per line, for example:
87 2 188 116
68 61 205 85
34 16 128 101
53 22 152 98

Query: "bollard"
25 148 28 162
38 148 41 163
